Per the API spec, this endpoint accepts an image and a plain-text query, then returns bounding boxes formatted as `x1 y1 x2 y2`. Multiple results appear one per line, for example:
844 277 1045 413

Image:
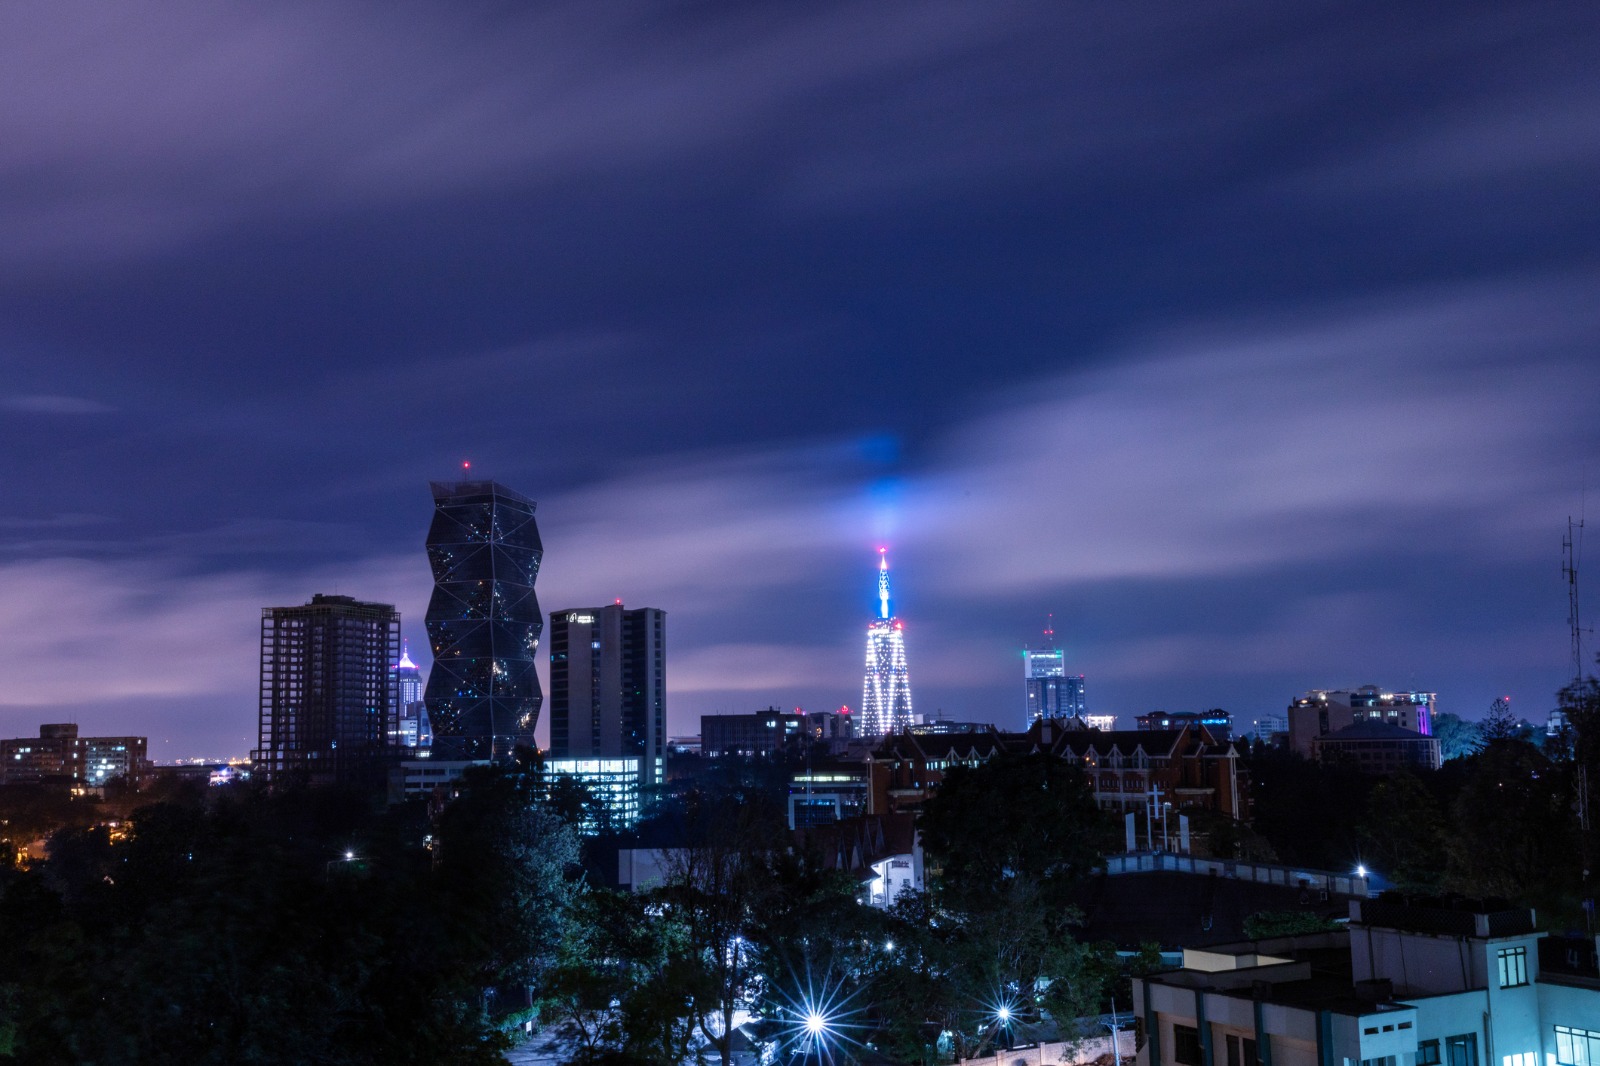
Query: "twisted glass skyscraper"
861 549 913 737
423 480 543 759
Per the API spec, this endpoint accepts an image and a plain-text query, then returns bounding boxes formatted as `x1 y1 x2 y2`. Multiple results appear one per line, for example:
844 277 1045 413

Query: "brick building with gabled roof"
866 716 1250 826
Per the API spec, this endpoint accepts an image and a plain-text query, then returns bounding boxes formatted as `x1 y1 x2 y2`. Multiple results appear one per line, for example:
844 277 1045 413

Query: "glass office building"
423 480 543 760
538 757 642 832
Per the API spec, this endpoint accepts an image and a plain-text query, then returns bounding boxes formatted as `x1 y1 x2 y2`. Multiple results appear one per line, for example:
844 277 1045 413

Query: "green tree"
1444 739 1577 905
914 753 1117 1056
652 799 781 1066
1432 712 1483 761
434 766 583 1004
1356 771 1448 892
1245 747 1375 868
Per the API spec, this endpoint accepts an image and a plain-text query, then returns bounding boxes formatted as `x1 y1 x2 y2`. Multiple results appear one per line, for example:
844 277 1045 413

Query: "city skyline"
2 2 1598 757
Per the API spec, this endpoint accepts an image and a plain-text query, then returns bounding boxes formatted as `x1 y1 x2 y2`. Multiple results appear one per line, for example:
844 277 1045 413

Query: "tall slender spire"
862 548 912 737
877 548 892 620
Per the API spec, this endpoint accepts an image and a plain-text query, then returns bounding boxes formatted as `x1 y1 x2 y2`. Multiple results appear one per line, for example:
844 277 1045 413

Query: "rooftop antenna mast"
1566 509 1595 931
1566 515 1593 685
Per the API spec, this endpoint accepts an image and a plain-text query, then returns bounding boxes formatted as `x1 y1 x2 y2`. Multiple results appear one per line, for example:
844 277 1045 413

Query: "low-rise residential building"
386 758 488 804
1312 721 1442 773
0 723 149 787
702 708 807 757
869 717 1250 827
1288 687 1437 763
794 811 922 910
1138 710 1233 741
786 759 871 829
1134 895 1599 1066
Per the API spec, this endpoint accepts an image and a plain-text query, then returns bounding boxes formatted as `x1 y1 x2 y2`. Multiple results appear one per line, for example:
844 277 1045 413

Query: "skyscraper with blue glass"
423 479 543 759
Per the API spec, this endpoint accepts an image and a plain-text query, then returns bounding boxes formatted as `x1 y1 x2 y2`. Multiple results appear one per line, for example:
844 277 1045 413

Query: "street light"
1104 999 1125 1066
989 999 1017 1052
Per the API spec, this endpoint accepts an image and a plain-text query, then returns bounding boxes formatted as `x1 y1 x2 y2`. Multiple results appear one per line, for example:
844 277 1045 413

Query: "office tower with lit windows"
389 640 431 748
423 480 543 760
1024 619 1086 724
254 594 401 788
547 603 666 790
861 550 913 737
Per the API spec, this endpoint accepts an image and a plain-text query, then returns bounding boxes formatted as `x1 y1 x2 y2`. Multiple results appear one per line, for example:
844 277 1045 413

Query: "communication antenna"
1566 507 1595 933
1565 515 1592 685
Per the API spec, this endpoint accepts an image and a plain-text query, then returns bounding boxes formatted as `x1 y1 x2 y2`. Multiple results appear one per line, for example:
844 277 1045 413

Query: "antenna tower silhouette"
1565 516 1590 684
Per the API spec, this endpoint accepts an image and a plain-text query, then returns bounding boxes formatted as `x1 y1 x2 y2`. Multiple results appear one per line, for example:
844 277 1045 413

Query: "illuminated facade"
861 550 913 737
389 641 431 749
423 480 543 760
538 757 642 832
1027 673 1087 723
393 642 423 706
1024 621 1086 724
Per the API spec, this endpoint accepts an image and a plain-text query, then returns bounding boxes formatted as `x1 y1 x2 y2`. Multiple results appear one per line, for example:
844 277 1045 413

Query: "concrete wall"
957 1029 1135 1066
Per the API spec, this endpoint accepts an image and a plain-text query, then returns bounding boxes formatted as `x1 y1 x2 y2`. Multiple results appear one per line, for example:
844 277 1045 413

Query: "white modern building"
1134 896 1599 1066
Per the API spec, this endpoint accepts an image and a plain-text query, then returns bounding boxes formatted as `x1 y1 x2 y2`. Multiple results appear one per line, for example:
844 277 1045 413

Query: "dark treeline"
0 750 1147 1066
12 677 1598 1064
1241 677 1600 927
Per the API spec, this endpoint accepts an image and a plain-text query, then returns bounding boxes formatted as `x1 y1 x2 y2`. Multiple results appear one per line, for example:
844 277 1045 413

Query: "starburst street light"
772 965 867 1065
985 992 1021 1054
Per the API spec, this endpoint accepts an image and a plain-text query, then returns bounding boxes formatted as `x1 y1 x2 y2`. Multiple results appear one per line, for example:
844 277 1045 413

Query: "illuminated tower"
423 479 543 760
861 549 913 737
393 640 424 707
1024 615 1086 725
390 640 431 749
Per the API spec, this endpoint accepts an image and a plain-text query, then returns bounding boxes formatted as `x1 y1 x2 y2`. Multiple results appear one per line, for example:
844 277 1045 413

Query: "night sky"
3 1 1598 759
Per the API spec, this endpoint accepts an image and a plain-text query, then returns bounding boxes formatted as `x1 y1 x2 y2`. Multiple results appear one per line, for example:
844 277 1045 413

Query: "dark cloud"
0 1 1596 753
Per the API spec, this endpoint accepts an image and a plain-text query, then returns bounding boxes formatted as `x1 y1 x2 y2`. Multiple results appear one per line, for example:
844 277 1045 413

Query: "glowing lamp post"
992 1002 1015 1052
794 1006 833 1064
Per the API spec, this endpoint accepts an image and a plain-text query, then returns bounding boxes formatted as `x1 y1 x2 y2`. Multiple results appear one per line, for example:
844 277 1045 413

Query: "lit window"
1502 1054 1535 1066
1497 946 1528 988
